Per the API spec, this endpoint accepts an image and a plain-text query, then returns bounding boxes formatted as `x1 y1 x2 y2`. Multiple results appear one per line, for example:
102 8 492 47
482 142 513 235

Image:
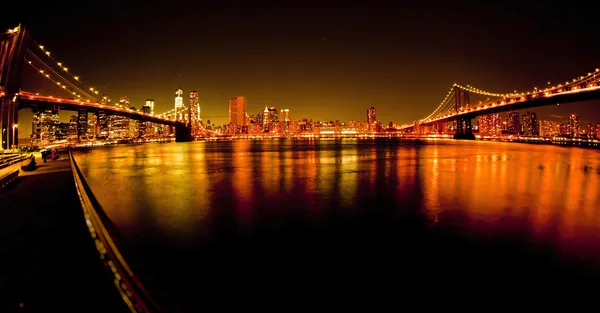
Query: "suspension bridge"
0 25 192 150
398 68 600 139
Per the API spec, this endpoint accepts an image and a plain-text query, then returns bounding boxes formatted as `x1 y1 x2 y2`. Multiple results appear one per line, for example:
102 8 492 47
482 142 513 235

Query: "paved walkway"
0 159 130 312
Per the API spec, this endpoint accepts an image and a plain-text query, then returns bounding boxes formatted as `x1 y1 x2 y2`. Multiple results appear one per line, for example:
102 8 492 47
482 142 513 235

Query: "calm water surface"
75 139 600 310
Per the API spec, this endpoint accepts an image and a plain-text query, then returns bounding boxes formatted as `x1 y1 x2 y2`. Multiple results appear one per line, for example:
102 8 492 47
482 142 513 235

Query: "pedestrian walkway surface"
0 159 130 312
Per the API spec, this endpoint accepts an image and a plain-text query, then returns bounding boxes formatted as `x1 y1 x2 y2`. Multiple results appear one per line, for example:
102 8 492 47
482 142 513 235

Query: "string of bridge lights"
419 86 456 122
24 50 98 101
24 58 96 103
32 40 111 102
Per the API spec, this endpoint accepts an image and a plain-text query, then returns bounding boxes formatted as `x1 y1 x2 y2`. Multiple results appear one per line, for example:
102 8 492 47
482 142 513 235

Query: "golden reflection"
232 140 253 223
339 145 359 206
422 145 441 222
283 149 294 194
317 143 335 197
261 142 280 195
304 146 319 210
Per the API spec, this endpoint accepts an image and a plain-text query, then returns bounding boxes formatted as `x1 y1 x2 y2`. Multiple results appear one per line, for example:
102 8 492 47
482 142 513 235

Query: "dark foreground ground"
0 160 129 312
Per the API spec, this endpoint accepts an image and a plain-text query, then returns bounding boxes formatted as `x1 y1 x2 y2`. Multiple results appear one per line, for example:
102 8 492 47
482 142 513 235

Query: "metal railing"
0 155 28 169
69 151 163 313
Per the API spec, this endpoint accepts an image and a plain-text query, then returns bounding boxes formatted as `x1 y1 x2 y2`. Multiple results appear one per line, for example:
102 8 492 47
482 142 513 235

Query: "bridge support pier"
1 97 19 150
175 125 192 142
453 116 475 140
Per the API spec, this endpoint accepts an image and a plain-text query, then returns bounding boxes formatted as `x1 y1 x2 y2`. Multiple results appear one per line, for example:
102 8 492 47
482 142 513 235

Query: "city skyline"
4 0 600 136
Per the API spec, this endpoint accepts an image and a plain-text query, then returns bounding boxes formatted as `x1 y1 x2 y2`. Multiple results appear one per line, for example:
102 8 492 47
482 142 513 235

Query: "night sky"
3 0 600 137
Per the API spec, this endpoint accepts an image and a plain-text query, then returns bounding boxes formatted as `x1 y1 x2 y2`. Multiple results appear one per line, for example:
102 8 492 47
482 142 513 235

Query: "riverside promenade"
0 156 130 312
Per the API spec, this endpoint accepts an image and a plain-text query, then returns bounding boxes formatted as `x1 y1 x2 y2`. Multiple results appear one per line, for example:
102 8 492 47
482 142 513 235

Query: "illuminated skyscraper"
596 123 600 139
229 96 246 126
77 111 88 142
505 111 520 134
268 107 278 122
281 109 290 122
31 109 59 146
478 114 502 135
539 120 560 137
175 89 183 121
189 91 200 130
586 123 594 138
367 106 376 123
68 115 78 142
521 111 538 136
568 114 580 137
263 106 270 132
145 99 155 116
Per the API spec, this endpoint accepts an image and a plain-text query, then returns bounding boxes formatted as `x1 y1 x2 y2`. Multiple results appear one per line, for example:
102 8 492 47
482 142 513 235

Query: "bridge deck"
0 158 130 312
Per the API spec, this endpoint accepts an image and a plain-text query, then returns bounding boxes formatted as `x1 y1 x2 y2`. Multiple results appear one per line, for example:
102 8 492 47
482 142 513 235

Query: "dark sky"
4 0 600 136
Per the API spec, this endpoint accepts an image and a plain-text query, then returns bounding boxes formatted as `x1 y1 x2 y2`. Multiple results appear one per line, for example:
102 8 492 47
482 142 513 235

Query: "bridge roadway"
18 91 184 127
0 157 130 312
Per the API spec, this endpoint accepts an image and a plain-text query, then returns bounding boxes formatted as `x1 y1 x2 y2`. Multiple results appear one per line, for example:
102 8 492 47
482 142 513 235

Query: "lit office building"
521 111 538 136
229 96 247 126
87 114 97 139
189 91 200 130
31 109 60 146
539 120 560 137
280 109 290 122
145 99 155 116
175 89 184 122
568 114 580 137
97 113 110 139
478 114 502 135
367 106 376 123
505 111 520 134
68 115 78 142
77 111 88 142
586 123 595 139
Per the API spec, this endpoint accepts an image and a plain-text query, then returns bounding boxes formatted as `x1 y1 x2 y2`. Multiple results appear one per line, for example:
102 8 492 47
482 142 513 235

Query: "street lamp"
12 124 17 153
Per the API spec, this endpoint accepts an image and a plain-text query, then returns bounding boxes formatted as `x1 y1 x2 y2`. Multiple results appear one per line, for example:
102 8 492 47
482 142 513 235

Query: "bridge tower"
0 25 26 150
452 86 475 140
174 105 192 142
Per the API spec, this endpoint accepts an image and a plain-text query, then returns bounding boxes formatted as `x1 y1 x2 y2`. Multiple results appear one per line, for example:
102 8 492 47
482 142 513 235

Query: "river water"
74 139 600 310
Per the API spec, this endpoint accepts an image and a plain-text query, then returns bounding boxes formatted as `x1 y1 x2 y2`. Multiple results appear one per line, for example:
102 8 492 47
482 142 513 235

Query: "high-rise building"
55 123 69 141
110 97 131 139
268 107 278 123
77 111 88 143
189 91 200 130
229 96 247 126
31 109 59 147
521 111 538 136
87 114 97 139
568 114 580 137
478 113 502 135
175 89 184 122
140 105 152 137
367 106 376 123
559 123 568 136
539 120 560 137
586 123 594 138
280 109 290 122
68 115 78 142
263 106 270 132
596 123 600 139
128 106 138 138
145 99 155 116
505 111 520 134
175 89 183 109
97 113 110 138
